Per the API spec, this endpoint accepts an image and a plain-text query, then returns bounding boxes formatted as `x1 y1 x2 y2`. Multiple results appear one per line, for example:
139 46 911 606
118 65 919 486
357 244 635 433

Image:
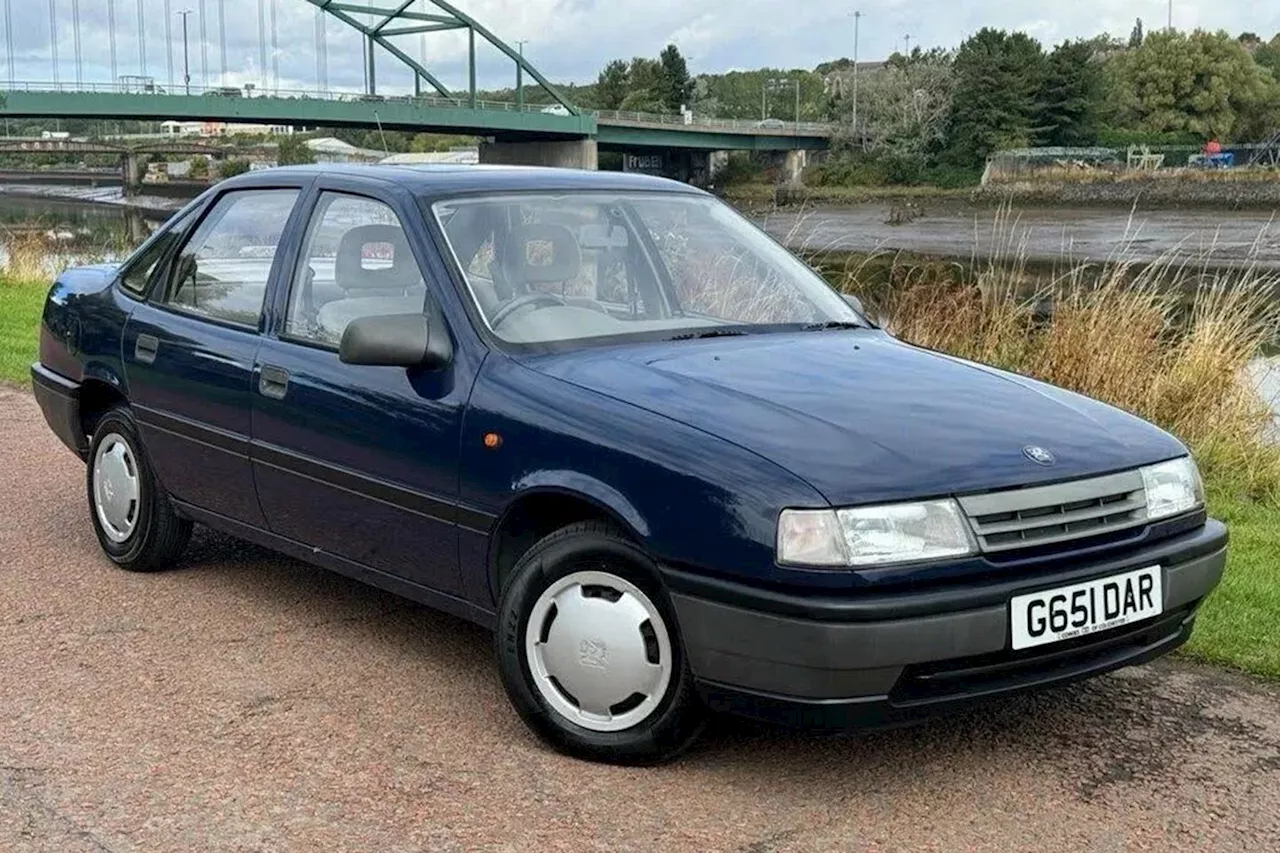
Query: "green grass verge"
1182 495 1280 678
0 277 46 386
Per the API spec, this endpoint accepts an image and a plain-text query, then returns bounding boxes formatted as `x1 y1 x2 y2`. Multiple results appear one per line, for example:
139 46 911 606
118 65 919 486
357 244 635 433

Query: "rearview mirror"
842 293 865 315
338 312 453 369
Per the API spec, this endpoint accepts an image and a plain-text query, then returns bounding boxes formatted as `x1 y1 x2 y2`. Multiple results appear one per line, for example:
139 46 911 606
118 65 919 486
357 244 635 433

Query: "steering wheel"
490 292 567 327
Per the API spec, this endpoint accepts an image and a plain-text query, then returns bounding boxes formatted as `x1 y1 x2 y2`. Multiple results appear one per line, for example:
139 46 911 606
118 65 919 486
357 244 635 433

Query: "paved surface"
2 388 1279 853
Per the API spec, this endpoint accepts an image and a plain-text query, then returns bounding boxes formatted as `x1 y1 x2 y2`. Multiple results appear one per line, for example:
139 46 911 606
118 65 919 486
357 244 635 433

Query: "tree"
1039 40 1104 146
1255 34 1280 76
834 48 955 159
945 28 1048 165
1129 19 1144 49
659 44 693 111
1108 29 1280 141
277 135 316 165
595 59 630 110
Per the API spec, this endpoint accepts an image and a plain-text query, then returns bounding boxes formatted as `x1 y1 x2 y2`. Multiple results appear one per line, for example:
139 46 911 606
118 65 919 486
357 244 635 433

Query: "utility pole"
1167 0 1172 30
851 10 862 142
903 33 912 56
177 9 192 95
794 78 800 131
48 0 59 85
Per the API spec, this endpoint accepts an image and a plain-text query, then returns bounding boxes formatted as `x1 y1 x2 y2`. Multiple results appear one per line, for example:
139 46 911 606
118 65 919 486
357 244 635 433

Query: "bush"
187 157 210 180
809 154 981 189
219 158 251 179
713 153 766 186
277 136 316 166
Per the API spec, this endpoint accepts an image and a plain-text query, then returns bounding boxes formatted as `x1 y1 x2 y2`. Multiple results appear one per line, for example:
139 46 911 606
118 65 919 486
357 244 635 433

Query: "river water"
1 191 1277 427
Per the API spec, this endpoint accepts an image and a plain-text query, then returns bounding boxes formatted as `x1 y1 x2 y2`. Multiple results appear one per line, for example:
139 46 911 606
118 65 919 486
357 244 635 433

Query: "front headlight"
778 499 977 568
1141 456 1204 520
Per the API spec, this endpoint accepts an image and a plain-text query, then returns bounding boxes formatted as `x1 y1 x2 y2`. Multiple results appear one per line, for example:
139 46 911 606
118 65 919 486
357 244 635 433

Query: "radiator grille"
958 469 1147 554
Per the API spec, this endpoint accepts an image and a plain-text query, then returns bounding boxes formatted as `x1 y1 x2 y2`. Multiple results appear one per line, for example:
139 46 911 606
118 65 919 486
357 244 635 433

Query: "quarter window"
119 207 198 295
161 189 299 326
285 193 428 346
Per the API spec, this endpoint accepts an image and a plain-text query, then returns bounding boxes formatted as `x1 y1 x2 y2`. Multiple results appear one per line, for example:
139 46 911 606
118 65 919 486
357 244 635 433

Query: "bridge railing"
592 109 834 136
1 81 836 136
0 80 573 116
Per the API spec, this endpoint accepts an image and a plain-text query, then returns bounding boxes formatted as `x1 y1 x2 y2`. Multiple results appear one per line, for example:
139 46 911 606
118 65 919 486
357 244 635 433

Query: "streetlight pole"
177 9 192 95
903 33 912 56
1167 0 1172 30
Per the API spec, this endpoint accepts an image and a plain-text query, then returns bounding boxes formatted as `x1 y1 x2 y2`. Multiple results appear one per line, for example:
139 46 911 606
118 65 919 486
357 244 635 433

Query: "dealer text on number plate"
1010 566 1163 651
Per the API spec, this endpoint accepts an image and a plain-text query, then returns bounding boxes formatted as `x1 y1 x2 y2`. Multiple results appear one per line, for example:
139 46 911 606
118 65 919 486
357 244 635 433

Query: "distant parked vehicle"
540 104 571 116
756 118 786 129
31 164 1226 766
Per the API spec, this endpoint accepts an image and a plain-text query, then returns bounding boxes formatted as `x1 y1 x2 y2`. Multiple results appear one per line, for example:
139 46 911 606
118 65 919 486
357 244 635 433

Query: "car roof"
223 163 708 198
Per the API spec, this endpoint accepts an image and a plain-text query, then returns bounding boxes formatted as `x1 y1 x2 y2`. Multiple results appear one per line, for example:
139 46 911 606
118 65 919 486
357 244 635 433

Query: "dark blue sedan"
31 165 1226 764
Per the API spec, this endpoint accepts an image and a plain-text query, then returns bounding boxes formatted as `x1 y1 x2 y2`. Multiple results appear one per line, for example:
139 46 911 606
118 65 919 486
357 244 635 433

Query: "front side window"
285 192 427 346
433 191 858 346
161 189 299 327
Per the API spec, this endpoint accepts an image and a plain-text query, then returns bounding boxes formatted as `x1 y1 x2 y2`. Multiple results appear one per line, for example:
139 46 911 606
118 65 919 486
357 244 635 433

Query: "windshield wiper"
800 320 866 332
667 328 751 341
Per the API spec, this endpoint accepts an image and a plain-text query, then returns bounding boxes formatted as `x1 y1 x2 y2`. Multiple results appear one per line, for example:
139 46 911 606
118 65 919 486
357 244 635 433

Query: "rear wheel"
86 407 192 572
496 521 704 765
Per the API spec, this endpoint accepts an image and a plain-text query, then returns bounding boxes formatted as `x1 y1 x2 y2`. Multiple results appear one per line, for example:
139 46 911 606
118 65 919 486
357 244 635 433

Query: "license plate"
1010 566 1163 651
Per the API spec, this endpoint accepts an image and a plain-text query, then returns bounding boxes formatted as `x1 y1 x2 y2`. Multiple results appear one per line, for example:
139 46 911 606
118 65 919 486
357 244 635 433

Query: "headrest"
334 224 420 292
500 223 582 287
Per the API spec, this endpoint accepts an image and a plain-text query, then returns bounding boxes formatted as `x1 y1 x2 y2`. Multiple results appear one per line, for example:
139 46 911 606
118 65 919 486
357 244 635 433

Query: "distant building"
379 149 479 165
306 137 384 163
160 120 295 137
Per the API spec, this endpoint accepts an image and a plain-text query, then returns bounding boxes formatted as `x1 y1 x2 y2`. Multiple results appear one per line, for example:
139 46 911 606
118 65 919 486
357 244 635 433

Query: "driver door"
250 180 471 595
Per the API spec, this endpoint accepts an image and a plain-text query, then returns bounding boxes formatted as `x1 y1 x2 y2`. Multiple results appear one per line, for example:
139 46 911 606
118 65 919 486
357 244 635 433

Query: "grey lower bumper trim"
671 545 1226 700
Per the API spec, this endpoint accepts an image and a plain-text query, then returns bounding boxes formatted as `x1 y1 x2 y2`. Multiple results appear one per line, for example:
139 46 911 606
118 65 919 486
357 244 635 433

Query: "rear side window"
119 207 198 295
160 189 299 327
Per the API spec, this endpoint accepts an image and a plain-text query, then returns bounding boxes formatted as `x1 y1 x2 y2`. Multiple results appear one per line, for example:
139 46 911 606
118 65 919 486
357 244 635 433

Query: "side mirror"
338 312 453 369
842 293 865 315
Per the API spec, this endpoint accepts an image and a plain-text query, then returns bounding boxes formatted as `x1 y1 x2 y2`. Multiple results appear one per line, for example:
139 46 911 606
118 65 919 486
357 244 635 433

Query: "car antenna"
373 110 390 158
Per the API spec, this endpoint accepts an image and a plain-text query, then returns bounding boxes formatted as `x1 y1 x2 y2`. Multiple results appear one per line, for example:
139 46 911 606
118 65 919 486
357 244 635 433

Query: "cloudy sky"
2 0 1279 96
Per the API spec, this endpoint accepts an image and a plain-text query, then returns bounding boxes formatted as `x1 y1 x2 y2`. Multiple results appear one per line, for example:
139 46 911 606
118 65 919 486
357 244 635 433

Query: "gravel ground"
2 388 1279 853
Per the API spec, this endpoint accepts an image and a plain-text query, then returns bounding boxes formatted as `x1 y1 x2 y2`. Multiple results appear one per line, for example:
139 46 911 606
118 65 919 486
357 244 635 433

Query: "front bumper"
31 363 86 458
664 519 1227 728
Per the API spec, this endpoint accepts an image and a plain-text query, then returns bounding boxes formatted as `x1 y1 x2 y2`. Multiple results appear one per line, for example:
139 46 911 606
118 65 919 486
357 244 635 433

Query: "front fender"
461 356 853 591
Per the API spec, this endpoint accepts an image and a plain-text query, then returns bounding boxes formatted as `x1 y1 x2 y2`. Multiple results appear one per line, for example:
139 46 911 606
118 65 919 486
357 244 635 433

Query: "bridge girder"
304 0 579 115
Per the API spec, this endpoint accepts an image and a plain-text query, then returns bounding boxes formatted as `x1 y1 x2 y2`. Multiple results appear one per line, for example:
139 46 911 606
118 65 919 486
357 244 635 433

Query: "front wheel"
496 521 704 765
86 407 193 572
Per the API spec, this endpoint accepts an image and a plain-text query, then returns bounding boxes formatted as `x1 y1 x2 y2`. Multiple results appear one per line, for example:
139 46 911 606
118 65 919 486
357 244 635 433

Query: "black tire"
85 406 192 572
496 521 705 765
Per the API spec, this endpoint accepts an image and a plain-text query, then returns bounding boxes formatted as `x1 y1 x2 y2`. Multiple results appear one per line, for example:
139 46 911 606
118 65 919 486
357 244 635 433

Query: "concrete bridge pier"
478 138 598 170
121 152 144 198
780 149 807 186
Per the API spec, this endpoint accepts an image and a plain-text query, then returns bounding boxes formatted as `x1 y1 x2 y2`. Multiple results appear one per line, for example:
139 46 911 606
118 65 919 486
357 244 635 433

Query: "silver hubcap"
92 433 140 543
525 570 673 733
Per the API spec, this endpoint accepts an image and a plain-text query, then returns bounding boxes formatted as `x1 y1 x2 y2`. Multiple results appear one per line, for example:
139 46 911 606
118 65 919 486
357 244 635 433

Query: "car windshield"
431 191 861 346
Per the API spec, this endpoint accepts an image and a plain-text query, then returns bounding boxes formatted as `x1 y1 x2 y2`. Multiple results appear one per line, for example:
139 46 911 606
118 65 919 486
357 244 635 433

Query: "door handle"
259 365 290 400
134 334 159 365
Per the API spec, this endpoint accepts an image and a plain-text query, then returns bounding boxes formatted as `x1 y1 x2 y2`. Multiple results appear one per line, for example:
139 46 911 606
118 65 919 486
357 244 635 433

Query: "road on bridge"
1 388 1278 852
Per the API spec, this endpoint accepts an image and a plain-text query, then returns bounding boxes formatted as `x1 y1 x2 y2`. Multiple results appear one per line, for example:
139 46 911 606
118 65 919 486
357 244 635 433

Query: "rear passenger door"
250 180 471 596
123 187 304 527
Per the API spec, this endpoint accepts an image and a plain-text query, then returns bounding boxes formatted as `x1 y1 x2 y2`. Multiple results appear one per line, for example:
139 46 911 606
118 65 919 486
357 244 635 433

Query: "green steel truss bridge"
0 1 833 160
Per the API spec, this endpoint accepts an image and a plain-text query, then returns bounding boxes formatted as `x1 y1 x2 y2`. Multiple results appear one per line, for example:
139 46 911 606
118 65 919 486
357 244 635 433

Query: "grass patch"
0 277 47 386
1184 495 1280 677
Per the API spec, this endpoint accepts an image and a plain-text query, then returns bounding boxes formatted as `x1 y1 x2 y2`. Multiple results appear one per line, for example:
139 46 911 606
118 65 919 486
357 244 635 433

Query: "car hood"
521 330 1187 506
